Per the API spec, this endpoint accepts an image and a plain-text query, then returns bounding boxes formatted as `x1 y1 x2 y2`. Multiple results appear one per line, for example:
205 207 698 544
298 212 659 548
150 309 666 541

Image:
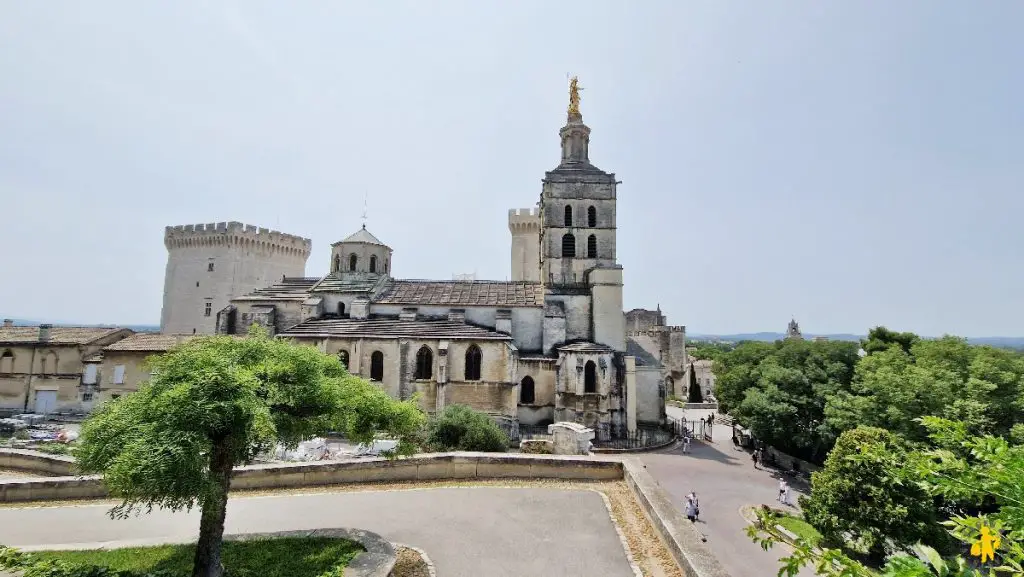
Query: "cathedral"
201 80 681 440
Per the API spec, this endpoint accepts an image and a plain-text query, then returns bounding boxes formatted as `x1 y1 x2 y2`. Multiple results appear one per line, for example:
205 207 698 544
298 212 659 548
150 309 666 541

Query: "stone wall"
161 222 312 335
0 449 75 476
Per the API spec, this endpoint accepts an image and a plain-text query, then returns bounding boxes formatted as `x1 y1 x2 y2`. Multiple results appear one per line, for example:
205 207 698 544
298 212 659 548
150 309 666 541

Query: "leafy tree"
749 419 1024 576
716 339 859 462
826 336 1024 443
862 326 920 356
688 363 703 403
687 340 736 361
800 427 943 564
426 404 508 452
75 329 425 577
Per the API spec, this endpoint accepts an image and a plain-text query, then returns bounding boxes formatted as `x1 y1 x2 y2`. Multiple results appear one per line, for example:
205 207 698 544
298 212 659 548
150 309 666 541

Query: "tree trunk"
193 439 234 577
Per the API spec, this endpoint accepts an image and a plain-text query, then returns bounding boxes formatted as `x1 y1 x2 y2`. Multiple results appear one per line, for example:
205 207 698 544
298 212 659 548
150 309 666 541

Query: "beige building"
212 81 671 440
96 333 203 403
685 359 716 399
160 222 312 336
0 321 134 415
624 307 688 408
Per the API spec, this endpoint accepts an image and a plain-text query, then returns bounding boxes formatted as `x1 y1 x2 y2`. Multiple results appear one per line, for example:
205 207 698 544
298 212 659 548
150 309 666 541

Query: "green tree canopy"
715 338 860 462
75 330 426 577
800 426 945 564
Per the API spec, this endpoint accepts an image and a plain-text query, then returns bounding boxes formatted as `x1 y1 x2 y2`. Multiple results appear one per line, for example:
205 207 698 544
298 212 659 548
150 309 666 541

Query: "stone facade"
685 359 716 399
0 322 134 414
209 83 677 440
624 307 687 417
160 222 312 336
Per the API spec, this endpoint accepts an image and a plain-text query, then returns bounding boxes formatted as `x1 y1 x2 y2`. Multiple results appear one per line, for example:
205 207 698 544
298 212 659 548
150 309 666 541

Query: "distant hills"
689 332 1024 349
0 318 160 333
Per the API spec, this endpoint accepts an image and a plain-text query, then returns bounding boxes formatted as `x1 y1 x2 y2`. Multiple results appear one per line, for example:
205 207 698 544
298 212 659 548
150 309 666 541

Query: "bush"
426 405 508 452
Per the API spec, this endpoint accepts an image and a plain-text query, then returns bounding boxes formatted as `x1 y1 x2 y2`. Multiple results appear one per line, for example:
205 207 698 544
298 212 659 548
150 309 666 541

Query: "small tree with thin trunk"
75 328 425 577
688 362 703 403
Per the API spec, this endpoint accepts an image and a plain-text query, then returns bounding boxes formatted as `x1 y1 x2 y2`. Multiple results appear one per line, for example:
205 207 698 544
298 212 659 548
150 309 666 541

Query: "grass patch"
776 514 823 546
31 537 363 577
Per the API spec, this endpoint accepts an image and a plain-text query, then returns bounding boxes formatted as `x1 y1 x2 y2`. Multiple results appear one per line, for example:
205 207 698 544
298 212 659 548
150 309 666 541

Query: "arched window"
464 344 482 381
415 346 433 380
0 349 13 374
333 255 340 273
349 254 358 271
337 302 346 316
370 351 384 381
561 233 575 258
520 376 535 404
338 350 350 370
385 260 389 274
369 255 377 273
588 205 597 227
564 205 573 226
584 361 597 393
587 234 597 258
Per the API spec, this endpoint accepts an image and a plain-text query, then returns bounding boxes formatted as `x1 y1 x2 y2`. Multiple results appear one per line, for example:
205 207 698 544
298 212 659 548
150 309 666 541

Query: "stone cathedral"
208 79 679 440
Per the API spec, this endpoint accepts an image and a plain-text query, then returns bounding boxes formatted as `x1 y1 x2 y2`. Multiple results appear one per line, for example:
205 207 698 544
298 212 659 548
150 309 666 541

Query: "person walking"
685 492 699 522
778 479 788 504
783 482 792 506
682 435 691 454
752 449 760 469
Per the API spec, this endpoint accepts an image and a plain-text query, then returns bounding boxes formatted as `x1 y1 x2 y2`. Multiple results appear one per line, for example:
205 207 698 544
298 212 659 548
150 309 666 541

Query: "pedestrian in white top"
783 483 791 506
682 435 691 453
685 495 698 522
778 480 788 503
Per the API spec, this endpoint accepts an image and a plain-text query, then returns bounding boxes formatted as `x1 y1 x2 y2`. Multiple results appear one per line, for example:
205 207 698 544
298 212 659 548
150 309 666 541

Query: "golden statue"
568 75 582 116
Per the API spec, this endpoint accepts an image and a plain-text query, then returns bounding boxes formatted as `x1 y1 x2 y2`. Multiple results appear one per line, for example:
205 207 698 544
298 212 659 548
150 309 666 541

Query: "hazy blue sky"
1 2 1021 336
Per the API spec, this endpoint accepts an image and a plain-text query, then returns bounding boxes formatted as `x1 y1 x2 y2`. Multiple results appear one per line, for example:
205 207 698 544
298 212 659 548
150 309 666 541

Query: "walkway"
641 406 815 577
0 486 636 577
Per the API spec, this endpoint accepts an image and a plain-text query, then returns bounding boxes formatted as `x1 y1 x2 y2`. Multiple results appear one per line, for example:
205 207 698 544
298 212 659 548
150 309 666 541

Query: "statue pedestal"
547 422 595 455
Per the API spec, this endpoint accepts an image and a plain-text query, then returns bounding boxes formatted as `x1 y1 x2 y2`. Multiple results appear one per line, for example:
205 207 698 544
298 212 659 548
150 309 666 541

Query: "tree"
426 404 508 452
75 329 426 577
800 427 944 564
688 363 703 403
748 418 1024 576
862 326 920 356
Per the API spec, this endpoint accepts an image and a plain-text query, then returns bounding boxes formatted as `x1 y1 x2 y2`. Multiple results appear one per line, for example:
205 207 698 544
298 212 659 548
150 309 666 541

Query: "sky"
1 1 1022 337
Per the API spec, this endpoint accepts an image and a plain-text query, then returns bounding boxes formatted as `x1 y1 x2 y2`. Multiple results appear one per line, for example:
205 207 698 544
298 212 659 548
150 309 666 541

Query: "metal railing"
592 426 675 450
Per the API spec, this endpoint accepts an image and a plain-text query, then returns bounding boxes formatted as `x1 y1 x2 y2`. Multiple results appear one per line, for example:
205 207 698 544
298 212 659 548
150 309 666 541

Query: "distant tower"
508 206 541 282
160 222 312 335
785 318 804 340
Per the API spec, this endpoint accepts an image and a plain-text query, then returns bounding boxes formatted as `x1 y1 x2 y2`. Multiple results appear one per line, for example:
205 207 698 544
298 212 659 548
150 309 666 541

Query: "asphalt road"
641 406 815 577
0 487 636 577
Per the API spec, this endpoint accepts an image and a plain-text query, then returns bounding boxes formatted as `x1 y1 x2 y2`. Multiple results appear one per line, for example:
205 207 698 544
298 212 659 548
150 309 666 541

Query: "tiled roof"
0 326 128 346
103 333 197 352
374 280 544 308
557 341 615 353
235 277 322 301
279 317 513 340
335 226 387 246
311 272 387 293
626 338 662 368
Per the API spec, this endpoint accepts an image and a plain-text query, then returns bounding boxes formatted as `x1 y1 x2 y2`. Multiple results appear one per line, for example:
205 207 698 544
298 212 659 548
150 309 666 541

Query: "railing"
592 426 674 451
507 424 551 445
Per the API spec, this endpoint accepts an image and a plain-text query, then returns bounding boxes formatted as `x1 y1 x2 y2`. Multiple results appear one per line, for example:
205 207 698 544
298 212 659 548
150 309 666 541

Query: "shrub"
426 405 508 452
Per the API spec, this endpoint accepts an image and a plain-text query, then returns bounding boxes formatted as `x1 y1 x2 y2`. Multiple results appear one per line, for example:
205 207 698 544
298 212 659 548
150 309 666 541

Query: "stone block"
548 421 595 455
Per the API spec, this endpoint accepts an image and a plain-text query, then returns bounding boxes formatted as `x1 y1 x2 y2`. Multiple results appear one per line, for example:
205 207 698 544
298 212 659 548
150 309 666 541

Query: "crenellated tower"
160 222 312 335
508 206 541 282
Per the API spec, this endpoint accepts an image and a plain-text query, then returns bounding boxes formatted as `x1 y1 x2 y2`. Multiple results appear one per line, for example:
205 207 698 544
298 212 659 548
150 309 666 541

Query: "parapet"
508 207 541 231
164 221 313 256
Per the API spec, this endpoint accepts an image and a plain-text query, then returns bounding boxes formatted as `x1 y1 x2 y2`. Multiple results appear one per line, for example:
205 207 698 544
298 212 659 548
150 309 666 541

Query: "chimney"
38 324 52 342
2 319 12 328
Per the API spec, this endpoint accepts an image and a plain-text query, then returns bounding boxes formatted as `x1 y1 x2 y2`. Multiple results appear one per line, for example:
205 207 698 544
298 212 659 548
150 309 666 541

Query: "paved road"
0 487 635 577
641 406 814 577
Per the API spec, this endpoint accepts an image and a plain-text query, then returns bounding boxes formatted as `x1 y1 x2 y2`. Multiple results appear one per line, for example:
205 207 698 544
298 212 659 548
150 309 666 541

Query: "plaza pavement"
641 406 815 577
0 486 636 577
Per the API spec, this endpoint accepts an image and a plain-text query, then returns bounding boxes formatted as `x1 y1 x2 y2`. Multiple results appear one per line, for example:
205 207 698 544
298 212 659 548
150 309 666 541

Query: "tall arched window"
584 361 597 393
337 302 346 316
561 233 575 258
587 235 597 258
588 205 597 227
520 376 535 404
338 350 350 370
349 254 358 271
333 255 340 273
464 345 482 381
415 346 433 380
369 255 377 273
0 349 13 374
370 351 384 381
564 205 573 226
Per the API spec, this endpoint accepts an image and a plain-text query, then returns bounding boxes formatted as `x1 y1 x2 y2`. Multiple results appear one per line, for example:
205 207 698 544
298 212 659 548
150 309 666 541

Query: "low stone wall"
764 447 820 474
0 449 75 476
683 402 718 410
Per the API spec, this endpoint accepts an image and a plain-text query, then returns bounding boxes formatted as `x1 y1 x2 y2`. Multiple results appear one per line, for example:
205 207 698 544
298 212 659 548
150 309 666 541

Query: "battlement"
164 221 313 254
625 326 686 338
508 207 541 231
